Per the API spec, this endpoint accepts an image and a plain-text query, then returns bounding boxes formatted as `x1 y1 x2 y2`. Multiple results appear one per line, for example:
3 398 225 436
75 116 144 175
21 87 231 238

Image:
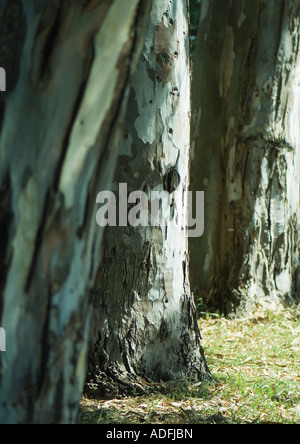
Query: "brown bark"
190 0 300 316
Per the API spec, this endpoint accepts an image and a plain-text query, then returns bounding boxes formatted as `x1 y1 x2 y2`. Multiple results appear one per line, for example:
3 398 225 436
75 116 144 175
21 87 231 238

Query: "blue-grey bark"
0 0 151 424
87 0 210 397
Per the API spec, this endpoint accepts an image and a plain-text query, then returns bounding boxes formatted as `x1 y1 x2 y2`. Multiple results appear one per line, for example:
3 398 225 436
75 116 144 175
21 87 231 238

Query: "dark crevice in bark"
53 45 95 192
237 134 295 152
0 171 12 321
32 1 79 88
38 6 62 80
77 190 91 240
275 69 283 122
35 286 53 404
24 189 51 293
0 99 5 135
273 0 286 68
53 373 65 424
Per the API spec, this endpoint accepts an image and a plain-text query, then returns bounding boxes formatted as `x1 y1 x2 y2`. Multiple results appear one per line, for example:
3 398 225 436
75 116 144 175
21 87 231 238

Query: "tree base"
84 366 158 399
84 343 211 400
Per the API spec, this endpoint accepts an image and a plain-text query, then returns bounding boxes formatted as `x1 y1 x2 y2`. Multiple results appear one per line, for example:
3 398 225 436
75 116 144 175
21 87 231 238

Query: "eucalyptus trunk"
0 0 151 424
87 0 209 396
190 0 300 315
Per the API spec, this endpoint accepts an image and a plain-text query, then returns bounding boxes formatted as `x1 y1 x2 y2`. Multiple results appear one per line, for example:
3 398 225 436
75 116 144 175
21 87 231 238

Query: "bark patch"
163 168 180 193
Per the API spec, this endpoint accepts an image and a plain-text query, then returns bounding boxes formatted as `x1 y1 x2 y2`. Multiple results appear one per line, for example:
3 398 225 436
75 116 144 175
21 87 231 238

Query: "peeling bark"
190 0 300 315
87 0 210 396
0 0 151 424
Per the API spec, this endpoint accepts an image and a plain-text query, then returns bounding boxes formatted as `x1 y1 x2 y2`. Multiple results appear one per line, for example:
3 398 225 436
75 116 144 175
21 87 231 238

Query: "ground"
80 302 300 424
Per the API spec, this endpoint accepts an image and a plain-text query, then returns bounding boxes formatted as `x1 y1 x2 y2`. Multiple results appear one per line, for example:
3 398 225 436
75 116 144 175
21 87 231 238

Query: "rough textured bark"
0 0 151 424
190 0 300 315
87 0 210 397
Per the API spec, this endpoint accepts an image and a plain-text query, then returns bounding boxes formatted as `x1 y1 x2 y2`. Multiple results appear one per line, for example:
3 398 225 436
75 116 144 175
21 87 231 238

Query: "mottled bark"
190 0 300 315
87 0 210 396
0 0 151 424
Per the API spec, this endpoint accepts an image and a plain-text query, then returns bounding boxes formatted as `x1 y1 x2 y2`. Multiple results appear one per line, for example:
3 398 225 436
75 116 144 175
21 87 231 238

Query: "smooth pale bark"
190 0 300 315
87 0 210 396
0 0 151 424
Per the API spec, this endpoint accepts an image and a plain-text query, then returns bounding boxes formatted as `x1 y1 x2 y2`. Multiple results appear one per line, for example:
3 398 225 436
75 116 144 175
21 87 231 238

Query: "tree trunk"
0 0 151 424
86 0 210 397
190 0 300 316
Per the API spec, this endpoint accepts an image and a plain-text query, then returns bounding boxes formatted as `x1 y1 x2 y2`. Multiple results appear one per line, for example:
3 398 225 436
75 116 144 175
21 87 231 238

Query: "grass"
80 303 300 424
